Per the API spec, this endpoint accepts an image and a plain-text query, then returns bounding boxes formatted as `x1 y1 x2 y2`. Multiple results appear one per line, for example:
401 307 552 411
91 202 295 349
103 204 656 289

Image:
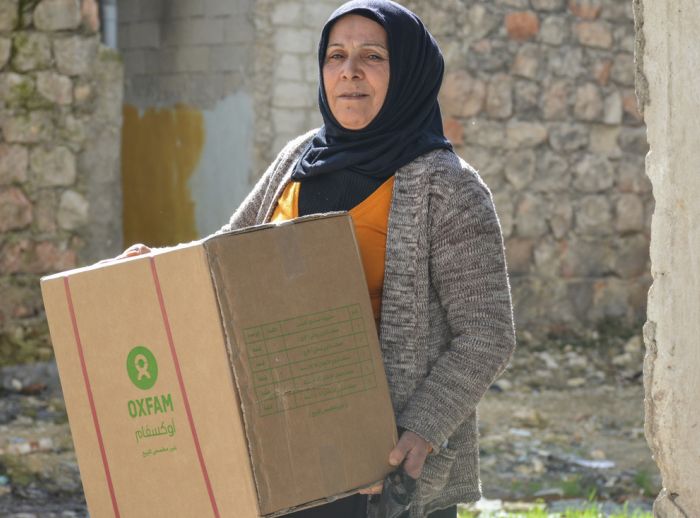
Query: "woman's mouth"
339 93 369 99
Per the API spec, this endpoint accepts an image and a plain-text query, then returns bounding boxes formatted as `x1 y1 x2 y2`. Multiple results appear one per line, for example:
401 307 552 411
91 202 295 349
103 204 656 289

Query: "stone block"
616 156 650 194
128 21 161 49
272 80 314 109
0 111 53 143
549 199 573 238
539 15 567 45
224 15 255 44
439 70 485 118
603 91 622 125
34 241 77 273
622 90 643 125
0 144 28 185
486 74 513 119
161 47 210 73
504 149 536 190
36 71 72 105
463 119 506 148
466 39 510 73
275 53 303 82
514 79 540 115
273 27 314 54
33 0 81 31
592 59 612 86
210 45 250 73
505 237 534 275
57 189 89 230
505 11 540 42
559 237 612 277
57 113 86 151
574 195 612 234
589 124 622 158
531 0 566 10
612 234 649 278
54 36 98 76
272 1 304 26
0 37 10 69
165 0 204 18
548 46 585 78
73 81 92 104
0 187 33 232
511 43 541 79
0 72 37 108
534 238 562 275
549 123 589 151
615 193 645 234
573 154 614 193
462 145 506 190
34 190 58 232
205 0 247 16
613 24 634 54
271 107 310 136
533 151 570 192
542 79 570 120
568 0 602 19
618 127 648 154
81 0 99 32
574 21 613 48
0 0 18 31
574 82 603 121
30 146 76 186
515 193 549 237
12 32 52 72
505 121 548 148
600 0 633 21
611 52 634 86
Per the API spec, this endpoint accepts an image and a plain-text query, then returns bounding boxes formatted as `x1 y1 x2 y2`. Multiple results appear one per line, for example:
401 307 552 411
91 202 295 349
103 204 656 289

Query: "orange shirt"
271 177 394 322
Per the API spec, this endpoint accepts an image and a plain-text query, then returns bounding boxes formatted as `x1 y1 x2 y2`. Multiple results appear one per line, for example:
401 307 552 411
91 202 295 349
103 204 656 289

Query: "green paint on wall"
121 104 204 247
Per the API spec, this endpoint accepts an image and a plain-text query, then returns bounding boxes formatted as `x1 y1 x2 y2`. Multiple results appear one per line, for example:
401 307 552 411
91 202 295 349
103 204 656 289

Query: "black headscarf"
292 0 452 181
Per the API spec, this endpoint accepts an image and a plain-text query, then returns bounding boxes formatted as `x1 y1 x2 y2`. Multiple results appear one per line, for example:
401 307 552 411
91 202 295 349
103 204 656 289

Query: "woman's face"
322 14 390 130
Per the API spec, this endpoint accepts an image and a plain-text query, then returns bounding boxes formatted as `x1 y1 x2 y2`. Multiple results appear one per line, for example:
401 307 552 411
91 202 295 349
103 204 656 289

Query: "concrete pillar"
637 1 700 515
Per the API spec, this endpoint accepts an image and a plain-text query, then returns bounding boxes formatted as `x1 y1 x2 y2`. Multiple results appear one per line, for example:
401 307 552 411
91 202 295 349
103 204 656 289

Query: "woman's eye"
327 53 344 61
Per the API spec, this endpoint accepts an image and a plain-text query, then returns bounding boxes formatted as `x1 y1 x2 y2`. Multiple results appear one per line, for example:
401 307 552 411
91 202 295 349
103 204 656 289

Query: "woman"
122 1 515 516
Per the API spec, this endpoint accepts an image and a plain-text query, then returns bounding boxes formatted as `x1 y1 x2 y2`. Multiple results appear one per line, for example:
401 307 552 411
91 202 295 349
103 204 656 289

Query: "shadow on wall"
121 104 204 247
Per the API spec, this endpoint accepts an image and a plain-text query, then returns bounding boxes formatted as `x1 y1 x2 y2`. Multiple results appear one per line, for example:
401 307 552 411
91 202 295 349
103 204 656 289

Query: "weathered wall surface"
639 0 700 515
117 0 255 246
251 0 651 338
0 0 123 364
405 0 650 337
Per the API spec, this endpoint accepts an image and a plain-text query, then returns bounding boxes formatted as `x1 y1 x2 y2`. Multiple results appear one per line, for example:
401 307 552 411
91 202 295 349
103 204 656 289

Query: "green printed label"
127 345 158 390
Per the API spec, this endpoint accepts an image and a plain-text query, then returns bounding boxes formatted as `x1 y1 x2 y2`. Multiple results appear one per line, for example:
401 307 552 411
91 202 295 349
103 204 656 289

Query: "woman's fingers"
358 481 383 495
388 431 432 479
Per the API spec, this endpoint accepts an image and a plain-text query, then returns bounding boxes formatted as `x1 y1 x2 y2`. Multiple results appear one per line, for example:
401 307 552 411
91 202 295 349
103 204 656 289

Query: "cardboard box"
41 213 397 518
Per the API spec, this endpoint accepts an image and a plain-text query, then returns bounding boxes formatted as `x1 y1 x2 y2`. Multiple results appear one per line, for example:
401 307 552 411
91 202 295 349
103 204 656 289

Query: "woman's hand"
99 243 152 264
118 243 152 258
388 430 432 479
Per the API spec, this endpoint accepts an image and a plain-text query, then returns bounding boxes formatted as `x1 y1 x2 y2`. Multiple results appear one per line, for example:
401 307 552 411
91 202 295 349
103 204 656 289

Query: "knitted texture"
219 130 516 516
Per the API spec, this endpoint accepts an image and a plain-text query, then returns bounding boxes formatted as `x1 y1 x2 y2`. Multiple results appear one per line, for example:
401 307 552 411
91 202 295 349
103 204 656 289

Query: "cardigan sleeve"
395 171 516 451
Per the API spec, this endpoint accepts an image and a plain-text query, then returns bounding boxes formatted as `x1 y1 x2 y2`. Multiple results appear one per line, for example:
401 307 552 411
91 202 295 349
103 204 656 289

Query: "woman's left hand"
388 430 432 479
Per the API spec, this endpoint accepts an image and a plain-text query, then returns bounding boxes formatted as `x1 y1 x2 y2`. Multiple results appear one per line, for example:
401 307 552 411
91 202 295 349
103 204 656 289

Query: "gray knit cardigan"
220 130 516 517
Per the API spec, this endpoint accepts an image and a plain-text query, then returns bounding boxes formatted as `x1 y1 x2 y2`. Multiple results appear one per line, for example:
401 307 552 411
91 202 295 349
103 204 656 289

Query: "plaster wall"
638 1 700 515
117 0 255 245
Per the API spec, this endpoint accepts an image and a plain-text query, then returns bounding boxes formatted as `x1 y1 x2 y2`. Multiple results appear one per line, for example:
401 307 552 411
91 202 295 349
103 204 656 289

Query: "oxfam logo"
126 346 158 390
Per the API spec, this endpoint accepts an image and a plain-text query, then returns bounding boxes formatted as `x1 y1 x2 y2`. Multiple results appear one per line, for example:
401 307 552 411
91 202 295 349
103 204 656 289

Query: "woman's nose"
341 55 363 80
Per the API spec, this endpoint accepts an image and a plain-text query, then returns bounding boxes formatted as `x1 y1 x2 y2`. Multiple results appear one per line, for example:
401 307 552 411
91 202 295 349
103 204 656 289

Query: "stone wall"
639 0 700 514
249 0 651 338
0 0 123 365
405 0 650 337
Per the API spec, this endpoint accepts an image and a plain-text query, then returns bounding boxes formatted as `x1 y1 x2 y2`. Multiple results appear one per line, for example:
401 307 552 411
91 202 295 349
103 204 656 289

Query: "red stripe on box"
63 276 121 518
149 257 221 518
